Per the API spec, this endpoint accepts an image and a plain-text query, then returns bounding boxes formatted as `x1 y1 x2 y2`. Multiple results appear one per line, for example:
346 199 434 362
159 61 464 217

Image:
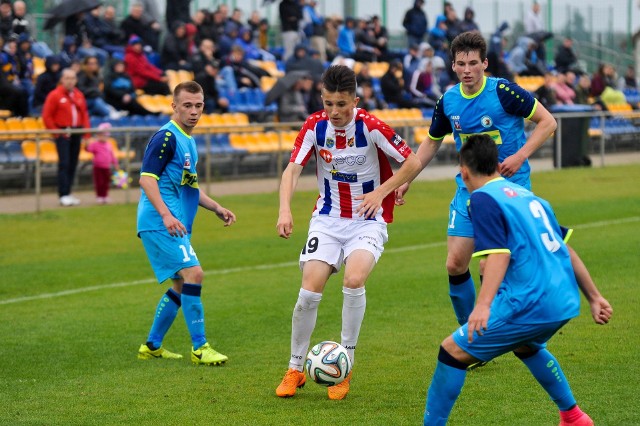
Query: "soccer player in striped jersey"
397 31 558 330
136 81 236 365
423 134 612 426
275 65 422 399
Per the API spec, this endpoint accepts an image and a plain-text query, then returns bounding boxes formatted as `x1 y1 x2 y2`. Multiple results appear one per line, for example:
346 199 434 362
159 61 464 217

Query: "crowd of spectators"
0 0 637 121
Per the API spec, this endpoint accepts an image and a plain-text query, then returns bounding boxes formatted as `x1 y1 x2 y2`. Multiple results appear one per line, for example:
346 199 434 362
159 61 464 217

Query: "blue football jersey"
469 178 580 324
137 120 200 234
430 76 538 189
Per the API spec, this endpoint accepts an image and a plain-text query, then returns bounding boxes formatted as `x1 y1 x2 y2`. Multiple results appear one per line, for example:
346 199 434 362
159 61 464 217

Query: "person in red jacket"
124 35 171 95
42 68 91 207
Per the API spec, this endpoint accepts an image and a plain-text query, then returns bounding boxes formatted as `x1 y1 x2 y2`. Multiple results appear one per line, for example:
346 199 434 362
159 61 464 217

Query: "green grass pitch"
1 164 638 425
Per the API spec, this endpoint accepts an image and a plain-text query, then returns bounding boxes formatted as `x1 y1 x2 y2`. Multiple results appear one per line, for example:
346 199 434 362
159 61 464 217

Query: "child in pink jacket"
86 122 119 204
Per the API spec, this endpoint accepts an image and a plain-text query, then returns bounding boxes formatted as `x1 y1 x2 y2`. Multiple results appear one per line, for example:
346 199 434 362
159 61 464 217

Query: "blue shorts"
140 230 200 283
452 317 570 362
447 187 473 238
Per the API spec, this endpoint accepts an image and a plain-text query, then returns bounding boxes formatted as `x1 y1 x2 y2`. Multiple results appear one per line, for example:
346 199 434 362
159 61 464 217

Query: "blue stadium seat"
5 141 31 164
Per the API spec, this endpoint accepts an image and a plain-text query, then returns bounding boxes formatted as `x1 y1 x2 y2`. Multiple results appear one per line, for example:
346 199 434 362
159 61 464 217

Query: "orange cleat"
327 371 352 400
276 368 306 397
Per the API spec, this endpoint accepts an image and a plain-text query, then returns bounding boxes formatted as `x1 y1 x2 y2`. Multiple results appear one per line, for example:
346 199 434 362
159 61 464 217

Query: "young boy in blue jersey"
422 134 613 426
136 81 237 365
397 31 558 330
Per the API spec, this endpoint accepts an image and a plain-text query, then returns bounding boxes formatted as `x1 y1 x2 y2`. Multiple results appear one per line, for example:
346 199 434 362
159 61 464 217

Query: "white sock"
341 286 366 366
288 288 322 370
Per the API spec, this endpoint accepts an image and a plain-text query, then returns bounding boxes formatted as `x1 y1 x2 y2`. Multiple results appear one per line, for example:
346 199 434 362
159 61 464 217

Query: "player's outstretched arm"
198 189 236 227
277 162 303 239
567 244 613 325
395 137 442 205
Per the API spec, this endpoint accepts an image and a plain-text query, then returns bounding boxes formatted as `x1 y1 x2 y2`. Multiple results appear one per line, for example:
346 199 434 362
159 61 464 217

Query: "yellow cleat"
137 343 183 360
327 371 352 400
276 368 306 397
191 343 228 366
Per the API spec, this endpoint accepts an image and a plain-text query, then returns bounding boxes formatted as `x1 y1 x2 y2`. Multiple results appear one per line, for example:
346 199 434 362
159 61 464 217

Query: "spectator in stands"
42 68 91 207
553 72 576 105
428 14 447 53
85 122 119 204
33 55 61 113
353 17 379 62
369 15 389 61
104 59 154 116
533 72 557 109
161 21 192 71
77 55 119 119
459 7 479 33
124 35 171 95
402 43 420 83
0 40 28 117
444 6 462 43
617 64 637 91
16 33 33 111
381 59 420 109
84 6 125 57
575 74 603 109
356 62 374 90
191 38 229 113
208 9 227 44
279 0 303 61
486 21 513 81
192 9 216 46
408 60 439 107
590 63 615 98
307 76 323 113
508 36 545 77
58 35 80 69
337 17 357 58
302 0 327 63
324 15 341 60
554 37 579 74
166 0 192 32
0 0 13 40
403 0 428 48
120 3 161 52
285 44 325 79
235 27 268 61
220 43 269 91
277 73 313 123
357 81 386 110
11 1 35 37
524 1 544 34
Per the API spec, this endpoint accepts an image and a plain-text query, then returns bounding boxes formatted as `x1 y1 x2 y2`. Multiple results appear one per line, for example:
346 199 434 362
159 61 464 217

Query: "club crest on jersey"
502 186 518 198
183 153 191 169
330 169 357 183
481 115 493 128
319 149 333 163
325 137 335 148
454 120 462 131
347 136 355 147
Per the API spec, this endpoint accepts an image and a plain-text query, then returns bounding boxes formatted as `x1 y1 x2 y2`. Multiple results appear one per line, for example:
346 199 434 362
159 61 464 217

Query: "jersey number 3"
529 200 561 253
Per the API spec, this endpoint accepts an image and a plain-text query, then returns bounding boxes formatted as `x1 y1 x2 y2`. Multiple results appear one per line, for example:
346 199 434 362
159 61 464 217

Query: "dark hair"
459 134 498 176
321 65 357 96
450 31 487 62
173 81 203 99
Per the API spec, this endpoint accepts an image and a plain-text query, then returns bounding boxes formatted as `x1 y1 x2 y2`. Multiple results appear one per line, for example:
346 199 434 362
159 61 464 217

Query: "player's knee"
446 257 468 276
342 274 366 289
513 346 539 359
181 266 204 283
437 345 469 370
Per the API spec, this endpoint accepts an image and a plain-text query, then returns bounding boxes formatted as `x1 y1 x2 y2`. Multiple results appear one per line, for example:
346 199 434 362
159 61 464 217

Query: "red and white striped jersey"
289 108 413 223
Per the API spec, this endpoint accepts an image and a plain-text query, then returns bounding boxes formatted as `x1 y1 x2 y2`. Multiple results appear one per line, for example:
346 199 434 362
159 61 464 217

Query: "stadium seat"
5 141 30 164
22 140 58 163
108 137 136 161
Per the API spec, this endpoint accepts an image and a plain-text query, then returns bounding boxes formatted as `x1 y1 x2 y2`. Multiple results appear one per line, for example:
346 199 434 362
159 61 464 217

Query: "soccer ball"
305 341 352 386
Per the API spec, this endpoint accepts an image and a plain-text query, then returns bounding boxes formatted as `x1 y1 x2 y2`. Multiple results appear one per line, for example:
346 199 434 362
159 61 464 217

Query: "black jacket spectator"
33 55 61 111
403 0 428 46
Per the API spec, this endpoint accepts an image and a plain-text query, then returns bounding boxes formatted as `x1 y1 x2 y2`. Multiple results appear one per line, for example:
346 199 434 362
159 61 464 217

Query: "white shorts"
299 215 389 273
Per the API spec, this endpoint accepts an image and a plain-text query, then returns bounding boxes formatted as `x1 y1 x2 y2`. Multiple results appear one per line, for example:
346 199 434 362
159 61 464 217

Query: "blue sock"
516 349 576 411
181 284 207 350
424 347 468 426
449 270 475 325
146 288 181 349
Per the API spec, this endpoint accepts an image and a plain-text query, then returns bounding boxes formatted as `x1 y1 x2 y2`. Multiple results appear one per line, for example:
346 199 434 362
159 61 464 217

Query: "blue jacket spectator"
403 0 428 48
337 18 356 57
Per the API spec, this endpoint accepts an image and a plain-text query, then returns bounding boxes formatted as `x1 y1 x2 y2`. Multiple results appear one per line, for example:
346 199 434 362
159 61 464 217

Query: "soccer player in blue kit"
422 134 612 426
397 31 558 328
136 81 236 365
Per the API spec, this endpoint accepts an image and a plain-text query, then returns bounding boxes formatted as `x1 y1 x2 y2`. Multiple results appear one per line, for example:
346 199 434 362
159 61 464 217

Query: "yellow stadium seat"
22 140 58 163
108 137 136 161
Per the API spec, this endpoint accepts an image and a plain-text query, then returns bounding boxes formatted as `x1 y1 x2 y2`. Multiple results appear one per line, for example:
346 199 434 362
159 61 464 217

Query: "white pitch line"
1 216 638 306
